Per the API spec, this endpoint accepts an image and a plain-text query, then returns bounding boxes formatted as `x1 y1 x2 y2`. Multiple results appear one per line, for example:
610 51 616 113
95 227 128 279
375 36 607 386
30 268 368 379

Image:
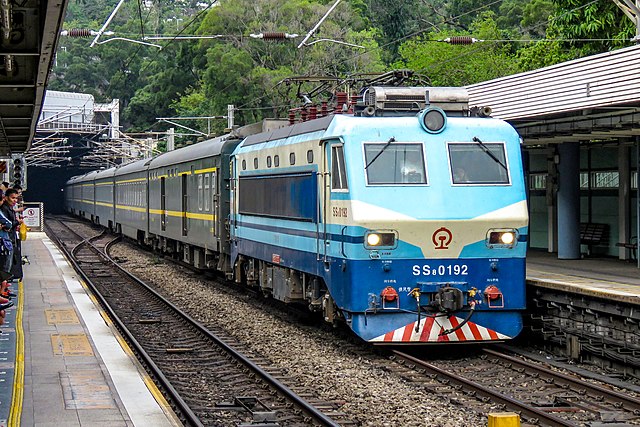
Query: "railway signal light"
9 155 26 190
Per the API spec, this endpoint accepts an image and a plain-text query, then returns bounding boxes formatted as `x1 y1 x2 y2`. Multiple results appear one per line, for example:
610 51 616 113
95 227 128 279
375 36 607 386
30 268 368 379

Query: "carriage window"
364 143 426 185
331 144 348 190
204 174 210 211
242 159 246 170
448 142 509 185
274 155 279 167
307 150 313 163
254 158 259 169
198 174 203 211
267 156 272 168
289 153 295 165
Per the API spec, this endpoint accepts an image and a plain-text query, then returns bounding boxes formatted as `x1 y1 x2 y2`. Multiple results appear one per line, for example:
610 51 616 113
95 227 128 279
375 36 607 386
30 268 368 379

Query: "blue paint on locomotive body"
231 112 528 342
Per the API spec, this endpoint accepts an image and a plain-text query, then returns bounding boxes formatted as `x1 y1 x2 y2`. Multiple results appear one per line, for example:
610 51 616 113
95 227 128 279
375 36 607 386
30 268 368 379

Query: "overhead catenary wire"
236 0 623 112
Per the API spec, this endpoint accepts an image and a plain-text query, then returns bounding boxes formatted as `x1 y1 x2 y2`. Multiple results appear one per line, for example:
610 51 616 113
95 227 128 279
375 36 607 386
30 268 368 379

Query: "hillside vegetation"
50 0 634 140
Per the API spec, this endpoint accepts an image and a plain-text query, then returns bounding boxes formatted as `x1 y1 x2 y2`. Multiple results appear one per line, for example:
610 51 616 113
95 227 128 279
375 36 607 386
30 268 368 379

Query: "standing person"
1 189 21 280
0 193 15 299
0 296 9 326
12 185 24 215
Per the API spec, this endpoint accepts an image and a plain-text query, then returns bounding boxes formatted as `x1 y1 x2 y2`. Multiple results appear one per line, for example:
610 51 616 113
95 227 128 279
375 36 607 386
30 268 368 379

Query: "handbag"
19 222 27 241
0 238 13 256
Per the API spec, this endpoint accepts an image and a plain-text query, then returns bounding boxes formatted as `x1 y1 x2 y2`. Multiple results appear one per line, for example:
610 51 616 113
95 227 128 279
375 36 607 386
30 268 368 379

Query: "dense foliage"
49 0 635 142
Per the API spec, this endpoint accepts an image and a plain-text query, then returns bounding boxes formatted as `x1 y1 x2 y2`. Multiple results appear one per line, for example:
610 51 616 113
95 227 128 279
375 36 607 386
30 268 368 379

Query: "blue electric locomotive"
66 85 528 344
230 86 528 343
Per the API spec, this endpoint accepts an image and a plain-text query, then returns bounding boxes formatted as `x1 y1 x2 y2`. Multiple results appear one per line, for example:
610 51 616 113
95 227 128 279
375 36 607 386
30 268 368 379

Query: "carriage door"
181 174 188 236
160 177 166 231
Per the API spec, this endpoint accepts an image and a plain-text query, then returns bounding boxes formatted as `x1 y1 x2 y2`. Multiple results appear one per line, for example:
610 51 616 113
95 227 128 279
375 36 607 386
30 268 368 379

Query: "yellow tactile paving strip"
60 371 118 409
45 309 80 325
50 334 95 356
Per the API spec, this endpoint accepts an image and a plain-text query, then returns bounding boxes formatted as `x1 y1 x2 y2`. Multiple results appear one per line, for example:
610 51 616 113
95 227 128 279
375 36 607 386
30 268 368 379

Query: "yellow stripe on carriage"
194 167 217 174
148 208 215 220
115 178 147 184
115 204 147 213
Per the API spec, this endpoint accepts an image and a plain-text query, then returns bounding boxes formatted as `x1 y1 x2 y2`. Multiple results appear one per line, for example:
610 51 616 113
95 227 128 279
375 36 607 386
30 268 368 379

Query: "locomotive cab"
318 87 528 343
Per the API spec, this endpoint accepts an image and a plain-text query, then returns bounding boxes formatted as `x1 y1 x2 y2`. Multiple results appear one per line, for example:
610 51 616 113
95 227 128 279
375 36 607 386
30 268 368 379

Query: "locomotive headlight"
367 233 381 246
364 230 397 249
487 229 517 248
500 232 515 245
419 107 447 134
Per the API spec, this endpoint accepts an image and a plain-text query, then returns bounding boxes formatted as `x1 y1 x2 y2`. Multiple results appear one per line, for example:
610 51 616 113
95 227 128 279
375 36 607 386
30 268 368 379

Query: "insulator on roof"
442 36 480 45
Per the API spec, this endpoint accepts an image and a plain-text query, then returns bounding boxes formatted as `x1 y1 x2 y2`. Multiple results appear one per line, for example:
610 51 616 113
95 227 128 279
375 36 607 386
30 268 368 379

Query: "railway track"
46 217 352 426
48 215 640 426
390 348 640 426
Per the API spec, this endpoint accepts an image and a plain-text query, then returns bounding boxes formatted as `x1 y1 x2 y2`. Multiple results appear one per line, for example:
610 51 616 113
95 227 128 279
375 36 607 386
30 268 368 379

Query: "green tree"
551 0 634 56
172 0 384 135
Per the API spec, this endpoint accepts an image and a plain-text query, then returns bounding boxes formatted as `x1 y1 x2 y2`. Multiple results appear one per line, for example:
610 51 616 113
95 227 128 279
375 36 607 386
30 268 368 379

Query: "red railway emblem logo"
432 227 453 250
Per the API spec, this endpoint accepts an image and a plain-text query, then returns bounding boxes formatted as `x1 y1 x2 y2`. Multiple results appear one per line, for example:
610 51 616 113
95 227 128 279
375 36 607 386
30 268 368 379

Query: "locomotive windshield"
364 143 427 185
448 142 510 185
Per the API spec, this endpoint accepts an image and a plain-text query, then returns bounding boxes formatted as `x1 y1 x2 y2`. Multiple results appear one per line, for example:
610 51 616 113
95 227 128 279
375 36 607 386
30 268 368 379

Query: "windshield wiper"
472 136 507 171
365 137 396 169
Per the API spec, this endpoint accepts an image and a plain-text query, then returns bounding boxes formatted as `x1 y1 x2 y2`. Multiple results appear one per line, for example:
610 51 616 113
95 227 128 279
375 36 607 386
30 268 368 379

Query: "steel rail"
483 348 640 412
45 220 204 427
48 218 341 427
392 350 575 427
100 238 341 427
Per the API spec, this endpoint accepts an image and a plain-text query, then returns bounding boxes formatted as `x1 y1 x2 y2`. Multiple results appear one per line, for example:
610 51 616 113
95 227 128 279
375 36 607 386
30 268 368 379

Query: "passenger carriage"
146 135 241 270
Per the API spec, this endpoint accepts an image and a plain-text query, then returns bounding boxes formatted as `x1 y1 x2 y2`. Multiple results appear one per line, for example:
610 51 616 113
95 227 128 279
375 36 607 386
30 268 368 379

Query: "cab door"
321 139 348 263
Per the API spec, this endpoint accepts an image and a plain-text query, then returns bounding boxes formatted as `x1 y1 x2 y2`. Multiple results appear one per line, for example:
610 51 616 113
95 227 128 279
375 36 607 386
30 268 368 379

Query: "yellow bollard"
488 412 520 427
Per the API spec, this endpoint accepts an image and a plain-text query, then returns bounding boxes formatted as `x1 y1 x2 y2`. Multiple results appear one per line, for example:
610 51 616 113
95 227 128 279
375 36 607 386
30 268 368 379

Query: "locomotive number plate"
412 264 469 276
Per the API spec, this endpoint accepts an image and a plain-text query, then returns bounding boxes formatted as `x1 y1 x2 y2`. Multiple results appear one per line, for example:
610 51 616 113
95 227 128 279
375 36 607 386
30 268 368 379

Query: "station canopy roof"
0 0 68 156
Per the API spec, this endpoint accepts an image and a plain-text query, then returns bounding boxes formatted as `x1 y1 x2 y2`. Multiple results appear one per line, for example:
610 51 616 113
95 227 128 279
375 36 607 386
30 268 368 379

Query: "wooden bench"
580 223 609 256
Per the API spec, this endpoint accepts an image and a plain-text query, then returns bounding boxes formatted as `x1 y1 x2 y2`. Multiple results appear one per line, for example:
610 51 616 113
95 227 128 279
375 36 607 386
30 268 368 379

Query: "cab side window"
331 144 348 190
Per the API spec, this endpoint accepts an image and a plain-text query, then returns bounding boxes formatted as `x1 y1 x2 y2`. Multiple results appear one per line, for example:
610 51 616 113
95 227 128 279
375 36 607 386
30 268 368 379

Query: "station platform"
0 232 180 427
527 249 640 305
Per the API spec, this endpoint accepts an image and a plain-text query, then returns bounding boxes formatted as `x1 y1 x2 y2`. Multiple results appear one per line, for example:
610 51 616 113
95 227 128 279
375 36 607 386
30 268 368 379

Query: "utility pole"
227 105 234 129
167 128 175 151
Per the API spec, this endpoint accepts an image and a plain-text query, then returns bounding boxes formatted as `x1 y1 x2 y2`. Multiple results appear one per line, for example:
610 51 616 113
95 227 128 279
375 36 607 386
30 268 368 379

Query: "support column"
547 151 558 253
619 146 631 260
637 137 640 268
557 142 581 259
